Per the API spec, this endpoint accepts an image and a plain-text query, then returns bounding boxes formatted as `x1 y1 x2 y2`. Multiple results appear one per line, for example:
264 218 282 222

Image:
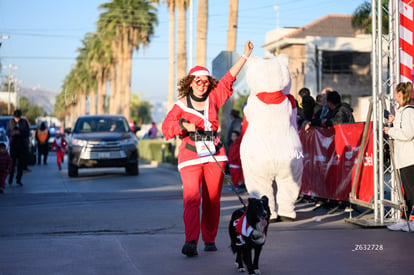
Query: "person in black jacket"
304 90 354 132
6 109 30 186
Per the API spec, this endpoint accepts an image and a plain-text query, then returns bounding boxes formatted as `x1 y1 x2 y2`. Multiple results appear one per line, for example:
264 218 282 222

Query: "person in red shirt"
51 131 68 170
162 40 253 257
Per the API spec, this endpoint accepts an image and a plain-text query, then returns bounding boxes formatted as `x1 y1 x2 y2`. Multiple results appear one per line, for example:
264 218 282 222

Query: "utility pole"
5 64 18 114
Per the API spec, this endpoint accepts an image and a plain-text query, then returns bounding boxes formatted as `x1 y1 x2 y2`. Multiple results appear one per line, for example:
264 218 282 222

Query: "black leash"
197 130 247 208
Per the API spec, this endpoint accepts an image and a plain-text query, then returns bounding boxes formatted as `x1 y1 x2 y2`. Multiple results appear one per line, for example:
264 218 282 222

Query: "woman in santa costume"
162 40 253 257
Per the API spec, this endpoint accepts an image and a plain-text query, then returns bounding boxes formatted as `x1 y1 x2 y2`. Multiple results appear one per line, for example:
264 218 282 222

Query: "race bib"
195 140 216 156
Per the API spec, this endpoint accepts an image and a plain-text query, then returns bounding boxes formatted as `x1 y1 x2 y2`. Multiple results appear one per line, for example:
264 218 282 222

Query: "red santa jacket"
162 71 236 170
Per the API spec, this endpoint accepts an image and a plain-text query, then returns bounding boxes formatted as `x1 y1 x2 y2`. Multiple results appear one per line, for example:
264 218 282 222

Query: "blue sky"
0 0 366 104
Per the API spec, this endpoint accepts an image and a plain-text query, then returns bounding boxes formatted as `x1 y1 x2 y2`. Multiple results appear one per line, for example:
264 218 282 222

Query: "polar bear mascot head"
240 54 304 221
246 54 291 97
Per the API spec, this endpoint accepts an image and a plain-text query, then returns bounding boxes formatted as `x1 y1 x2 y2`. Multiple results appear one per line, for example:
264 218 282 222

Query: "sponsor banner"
299 123 373 202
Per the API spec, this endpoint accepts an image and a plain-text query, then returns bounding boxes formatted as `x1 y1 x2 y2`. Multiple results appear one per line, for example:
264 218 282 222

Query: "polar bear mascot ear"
245 54 291 96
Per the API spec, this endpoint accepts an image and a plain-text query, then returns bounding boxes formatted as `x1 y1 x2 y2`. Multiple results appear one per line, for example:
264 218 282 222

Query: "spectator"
315 87 333 121
297 95 316 129
227 130 245 192
36 122 50 165
297 87 311 109
6 109 30 186
0 143 12 194
226 109 242 146
51 131 68 171
384 82 414 232
304 90 354 132
148 122 158 138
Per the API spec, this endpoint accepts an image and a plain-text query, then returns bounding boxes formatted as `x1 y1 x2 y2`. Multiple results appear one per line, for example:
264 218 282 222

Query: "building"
263 14 374 121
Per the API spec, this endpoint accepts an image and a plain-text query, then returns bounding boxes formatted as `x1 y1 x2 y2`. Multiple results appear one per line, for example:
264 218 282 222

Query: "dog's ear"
261 196 269 204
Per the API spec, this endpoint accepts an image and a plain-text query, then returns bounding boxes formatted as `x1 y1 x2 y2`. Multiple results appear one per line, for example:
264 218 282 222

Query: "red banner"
299 123 374 202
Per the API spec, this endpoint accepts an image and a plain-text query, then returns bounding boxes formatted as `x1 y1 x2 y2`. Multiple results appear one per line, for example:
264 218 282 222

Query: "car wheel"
126 163 139 176
68 163 78 177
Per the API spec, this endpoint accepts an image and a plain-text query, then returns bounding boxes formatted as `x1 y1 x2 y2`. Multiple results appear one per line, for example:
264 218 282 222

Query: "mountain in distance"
19 86 57 115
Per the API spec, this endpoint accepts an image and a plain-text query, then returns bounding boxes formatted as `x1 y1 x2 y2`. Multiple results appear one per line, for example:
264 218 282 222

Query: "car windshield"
74 117 130 133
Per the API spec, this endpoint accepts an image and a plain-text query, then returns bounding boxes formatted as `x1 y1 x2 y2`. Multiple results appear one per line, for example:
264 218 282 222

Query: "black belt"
182 131 217 141
184 139 223 153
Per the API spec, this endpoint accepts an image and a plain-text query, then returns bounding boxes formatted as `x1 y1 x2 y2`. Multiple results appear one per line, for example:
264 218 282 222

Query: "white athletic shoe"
401 221 414 232
387 220 407 231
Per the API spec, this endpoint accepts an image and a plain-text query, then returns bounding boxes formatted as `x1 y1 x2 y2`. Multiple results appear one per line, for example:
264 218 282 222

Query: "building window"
322 51 370 75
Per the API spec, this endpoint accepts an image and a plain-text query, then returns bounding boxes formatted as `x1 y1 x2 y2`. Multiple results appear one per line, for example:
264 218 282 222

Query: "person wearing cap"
162 40 253 257
5 109 30 186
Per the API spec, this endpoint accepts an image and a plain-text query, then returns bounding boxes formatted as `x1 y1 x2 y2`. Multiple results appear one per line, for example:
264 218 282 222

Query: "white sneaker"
401 221 414 232
387 220 407 231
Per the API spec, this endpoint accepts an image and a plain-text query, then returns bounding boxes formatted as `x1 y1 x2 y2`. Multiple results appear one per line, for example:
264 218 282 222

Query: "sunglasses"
193 77 210 87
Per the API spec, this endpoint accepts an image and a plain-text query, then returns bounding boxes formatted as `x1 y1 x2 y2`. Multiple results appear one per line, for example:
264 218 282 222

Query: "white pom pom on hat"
188 66 210 76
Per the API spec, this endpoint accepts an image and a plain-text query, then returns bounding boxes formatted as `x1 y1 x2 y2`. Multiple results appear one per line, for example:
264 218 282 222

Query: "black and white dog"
229 196 270 275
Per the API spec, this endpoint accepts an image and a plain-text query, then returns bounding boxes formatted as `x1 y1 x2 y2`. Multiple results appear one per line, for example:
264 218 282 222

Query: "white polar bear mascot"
240 55 304 222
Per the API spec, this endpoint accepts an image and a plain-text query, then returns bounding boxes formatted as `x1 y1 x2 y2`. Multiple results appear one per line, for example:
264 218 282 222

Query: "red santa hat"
188 66 210 76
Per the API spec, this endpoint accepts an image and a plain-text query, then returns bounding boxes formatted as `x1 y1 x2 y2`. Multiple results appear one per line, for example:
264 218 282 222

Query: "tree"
98 0 158 119
130 93 153 125
196 0 208 66
227 0 239 51
352 0 389 34
18 96 46 125
176 0 189 80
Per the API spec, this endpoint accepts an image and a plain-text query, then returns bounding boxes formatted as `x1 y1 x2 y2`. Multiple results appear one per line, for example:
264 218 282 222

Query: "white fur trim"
191 70 209 76
178 155 228 170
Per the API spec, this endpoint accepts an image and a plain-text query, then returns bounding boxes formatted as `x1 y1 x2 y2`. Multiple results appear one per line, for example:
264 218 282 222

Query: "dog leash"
197 130 247 208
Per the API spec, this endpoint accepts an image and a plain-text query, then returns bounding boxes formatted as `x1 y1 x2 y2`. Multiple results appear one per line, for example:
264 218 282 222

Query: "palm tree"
227 0 238 51
176 0 189 80
167 1 176 111
196 0 208 66
352 0 389 34
98 0 158 119
156 0 177 111
84 32 113 114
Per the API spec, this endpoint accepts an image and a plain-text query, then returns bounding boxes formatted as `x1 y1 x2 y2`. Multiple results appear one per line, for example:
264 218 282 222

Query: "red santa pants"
229 166 244 187
56 149 65 168
180 161 225 244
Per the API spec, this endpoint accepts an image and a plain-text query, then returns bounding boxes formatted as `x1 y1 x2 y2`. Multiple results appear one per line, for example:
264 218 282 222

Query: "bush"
138 139 177 164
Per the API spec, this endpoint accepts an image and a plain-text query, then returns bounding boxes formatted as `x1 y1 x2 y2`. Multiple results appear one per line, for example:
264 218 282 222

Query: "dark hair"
326 90 341 106
0 143 6 149
231 109 240 118
177 75 219 99
13 109 22 118
39 122 47 130
298 87 310 98
316 94 323 104
231 130 241 136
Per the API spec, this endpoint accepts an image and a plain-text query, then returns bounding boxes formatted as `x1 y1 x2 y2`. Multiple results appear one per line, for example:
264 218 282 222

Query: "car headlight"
71 138 88 147
120 136 138 146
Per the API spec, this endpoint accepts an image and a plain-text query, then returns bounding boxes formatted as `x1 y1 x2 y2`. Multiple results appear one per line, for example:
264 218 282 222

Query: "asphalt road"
0 153 413 275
